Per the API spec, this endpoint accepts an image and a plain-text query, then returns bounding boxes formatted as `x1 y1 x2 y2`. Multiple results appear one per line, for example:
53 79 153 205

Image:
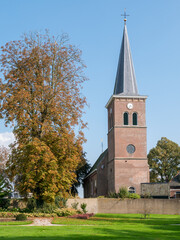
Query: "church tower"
106 18 149 194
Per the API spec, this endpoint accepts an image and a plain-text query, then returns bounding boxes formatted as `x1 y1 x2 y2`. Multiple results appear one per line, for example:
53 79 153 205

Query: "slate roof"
114 23 138 96
85 149 108 178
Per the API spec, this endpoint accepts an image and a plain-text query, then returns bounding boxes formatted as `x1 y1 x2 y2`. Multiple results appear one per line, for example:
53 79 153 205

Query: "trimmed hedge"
16 214 27 221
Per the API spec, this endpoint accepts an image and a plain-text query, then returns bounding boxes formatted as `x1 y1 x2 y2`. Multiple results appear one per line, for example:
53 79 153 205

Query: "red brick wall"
107 97 149 194
97 152 108 196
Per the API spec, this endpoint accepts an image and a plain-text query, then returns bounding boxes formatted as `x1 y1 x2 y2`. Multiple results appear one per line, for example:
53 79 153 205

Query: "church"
84 17 150 197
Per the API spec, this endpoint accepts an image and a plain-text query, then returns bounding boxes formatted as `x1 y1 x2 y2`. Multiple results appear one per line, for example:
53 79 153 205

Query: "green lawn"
0 214 179 240
0 220 32 225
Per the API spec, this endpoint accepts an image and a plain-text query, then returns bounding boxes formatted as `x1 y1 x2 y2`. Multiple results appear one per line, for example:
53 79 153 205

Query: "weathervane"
121 9 129 24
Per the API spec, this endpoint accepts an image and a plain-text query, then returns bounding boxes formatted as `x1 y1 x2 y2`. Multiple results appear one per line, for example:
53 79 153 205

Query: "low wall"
68 198 98 213
67 198 180 215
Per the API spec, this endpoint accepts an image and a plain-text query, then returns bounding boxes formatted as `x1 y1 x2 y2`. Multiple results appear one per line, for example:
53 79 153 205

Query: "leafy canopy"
148 137 180 182
0 31 87 203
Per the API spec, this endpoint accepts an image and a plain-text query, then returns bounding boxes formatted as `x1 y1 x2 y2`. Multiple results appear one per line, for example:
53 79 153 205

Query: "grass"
0 220 33 225
52 213 180 226
0 214 179 239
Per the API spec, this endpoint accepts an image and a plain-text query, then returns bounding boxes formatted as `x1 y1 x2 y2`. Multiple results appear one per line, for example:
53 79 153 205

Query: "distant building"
141 173 180 199
84 18 149 197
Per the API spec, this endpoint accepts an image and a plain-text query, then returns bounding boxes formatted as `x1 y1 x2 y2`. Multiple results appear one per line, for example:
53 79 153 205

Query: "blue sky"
0 0 180 195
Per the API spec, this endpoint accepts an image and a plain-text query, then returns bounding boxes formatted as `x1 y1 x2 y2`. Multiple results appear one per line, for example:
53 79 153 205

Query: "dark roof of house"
85 148 108 179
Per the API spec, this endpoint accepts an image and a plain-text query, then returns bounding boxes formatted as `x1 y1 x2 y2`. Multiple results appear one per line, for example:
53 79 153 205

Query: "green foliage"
108 187 140 199
71 202 79 210
0 175 11 198
26 198 37 212
80 203 87 214
34 202 57 214
55 195 67 208
15 213 27 221
128 193 140 199
108 192 118 198
148 137 180 182
0 173 11 209
54 208 77 217
118 187 129 199
71 152 91 196
141 212 150 219
0 198 10 209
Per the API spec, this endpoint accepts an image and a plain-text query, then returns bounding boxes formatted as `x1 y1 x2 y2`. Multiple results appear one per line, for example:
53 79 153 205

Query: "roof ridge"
84 149 108 178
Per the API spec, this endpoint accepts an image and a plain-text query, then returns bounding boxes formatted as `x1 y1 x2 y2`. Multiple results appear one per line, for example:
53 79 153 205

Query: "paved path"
27 218 61 226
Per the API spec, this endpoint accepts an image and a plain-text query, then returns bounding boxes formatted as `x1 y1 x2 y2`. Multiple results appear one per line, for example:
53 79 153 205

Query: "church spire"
113 18 138 96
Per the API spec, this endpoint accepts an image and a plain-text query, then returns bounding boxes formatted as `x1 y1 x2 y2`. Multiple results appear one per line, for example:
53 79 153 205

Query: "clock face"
127 103 133 109
127 144 135 154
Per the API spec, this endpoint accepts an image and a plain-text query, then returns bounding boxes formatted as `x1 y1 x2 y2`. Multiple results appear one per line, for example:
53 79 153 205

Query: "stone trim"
114 125 147 129
107 126 147 134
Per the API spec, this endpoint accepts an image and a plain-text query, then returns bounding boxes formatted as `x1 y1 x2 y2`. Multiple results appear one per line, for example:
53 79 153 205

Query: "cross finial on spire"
121 9 129 24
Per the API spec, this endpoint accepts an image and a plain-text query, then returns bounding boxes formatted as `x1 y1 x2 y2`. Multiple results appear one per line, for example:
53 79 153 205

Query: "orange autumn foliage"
0 31 87 203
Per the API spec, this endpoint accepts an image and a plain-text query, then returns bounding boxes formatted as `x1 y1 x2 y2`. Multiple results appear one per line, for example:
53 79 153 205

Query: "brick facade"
84 96 150 197
107 97 149 194
83 22 150 198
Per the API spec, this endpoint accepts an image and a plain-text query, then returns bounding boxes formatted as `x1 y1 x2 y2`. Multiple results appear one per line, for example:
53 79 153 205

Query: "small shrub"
128 193 140 199
34 202 57 214
118 187 129 199
80 203 87 214
77 210 82 214
97 196 105 198
16 213 27 221
108 192 118 198
54 208 76 217
55 195 67 208
71 202 79 210
141 212 150 219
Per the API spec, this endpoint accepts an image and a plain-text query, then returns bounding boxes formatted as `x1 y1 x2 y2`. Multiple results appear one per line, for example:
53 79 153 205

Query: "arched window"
128 186 136 193
133 112 138 125
123 112 129 125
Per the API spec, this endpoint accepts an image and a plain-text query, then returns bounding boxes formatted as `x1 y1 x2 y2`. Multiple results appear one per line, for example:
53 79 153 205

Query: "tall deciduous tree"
0 32 87 203
148 137 180 182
